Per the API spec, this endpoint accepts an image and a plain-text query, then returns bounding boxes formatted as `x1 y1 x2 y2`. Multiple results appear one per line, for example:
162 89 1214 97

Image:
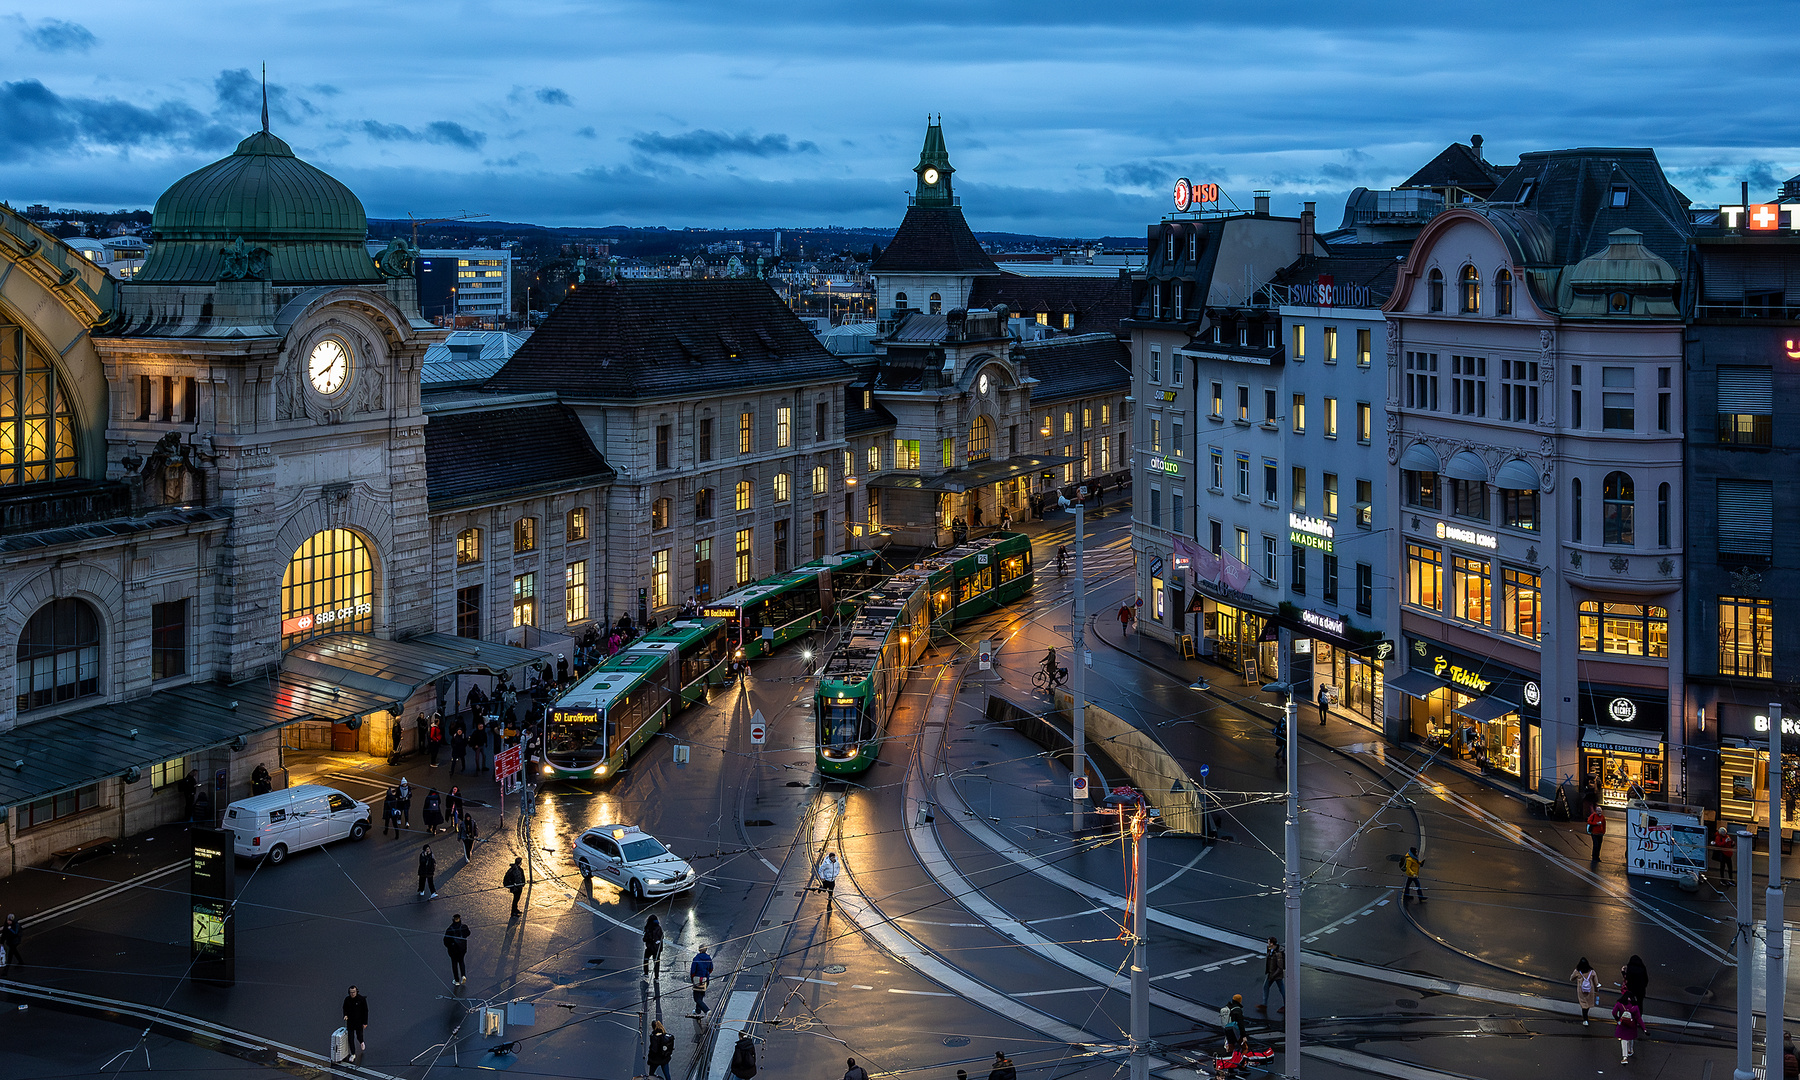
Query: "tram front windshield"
547 712 607 763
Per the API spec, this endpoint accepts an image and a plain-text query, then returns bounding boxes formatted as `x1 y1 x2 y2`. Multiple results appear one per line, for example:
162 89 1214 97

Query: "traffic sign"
1072 775 1090 800
978 639 992 670
750 709 767 745
1199 764 1210 780
495 745 522 783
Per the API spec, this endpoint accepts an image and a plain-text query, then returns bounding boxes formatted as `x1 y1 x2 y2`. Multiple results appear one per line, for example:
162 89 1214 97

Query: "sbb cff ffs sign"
1172 178 1220 212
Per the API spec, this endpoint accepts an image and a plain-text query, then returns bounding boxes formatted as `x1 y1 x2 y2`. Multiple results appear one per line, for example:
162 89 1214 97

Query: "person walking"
397 779 413 829
427 717 444 768
1783 1031 1799 1079
341 985 368 1065
1571 958 1601 1025
843 1058 870 1080
1621 954 1648 1002
442 913 470 985
418 845 438 899
0 914 21 967
1316 684 1330 726
450 728 468 775
729 1031 757 1080
459 813 478 862
690 945 714 1017
1587 807 1607 861
647 1020 675 1080
504 858 526 917
643 914 665 973
179 770 199 821
1119 604 1132 635
988 1051 1016 1080
446 786 465 829
1711 826 1737 884
1612 992 1643 1064
380 787 398 837
1258 936 1286 1012
816 851 841 900
470 717 488 770
1402 847 1426 902
423 789 444 835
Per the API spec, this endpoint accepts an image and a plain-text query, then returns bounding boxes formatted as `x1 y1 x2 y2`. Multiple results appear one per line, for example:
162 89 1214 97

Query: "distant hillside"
367 219 1143 257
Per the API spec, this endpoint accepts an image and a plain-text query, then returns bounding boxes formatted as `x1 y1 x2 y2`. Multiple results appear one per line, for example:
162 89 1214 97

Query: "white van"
224 785 371 864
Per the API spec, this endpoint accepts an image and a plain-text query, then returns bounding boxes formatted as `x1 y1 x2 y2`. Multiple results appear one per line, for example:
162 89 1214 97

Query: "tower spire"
260 63 269 132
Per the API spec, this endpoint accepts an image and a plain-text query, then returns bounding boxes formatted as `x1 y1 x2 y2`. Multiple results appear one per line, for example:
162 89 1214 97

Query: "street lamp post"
1281 629 1301 1079
1736 823 1755 1080
1072 497 1087 833
1768 701 1786 1073
1129 804 1149 1080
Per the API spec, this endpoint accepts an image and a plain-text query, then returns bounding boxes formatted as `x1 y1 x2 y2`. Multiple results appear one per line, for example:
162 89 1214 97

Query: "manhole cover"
942 1037 970 1047
823 964 847 974
1394 999 1418 1010
744 819 775 827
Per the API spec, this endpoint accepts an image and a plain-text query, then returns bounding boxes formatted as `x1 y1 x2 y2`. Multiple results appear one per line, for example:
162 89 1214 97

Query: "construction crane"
407 212 489 248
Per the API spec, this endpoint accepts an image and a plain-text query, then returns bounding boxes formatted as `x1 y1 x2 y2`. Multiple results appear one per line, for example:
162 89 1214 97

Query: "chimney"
1471 134 1484 160
1253 190 1271 216
1300 201 1316 256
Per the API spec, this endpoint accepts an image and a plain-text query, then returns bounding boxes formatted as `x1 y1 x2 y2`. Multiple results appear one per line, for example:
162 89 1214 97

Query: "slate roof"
869 206 1000 275
970 271 1134 334
844 383 899 435
1488 147 1693 270
1020 333 1131 401
424 403 613 508
485 279 857 399
1399 142 1506 198
1271 242 1413 305
422 330 530 387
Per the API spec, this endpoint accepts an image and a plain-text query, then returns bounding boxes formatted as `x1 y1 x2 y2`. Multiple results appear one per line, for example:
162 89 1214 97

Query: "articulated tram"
701 550 886 660
814 532 1034 776
543 617 732 781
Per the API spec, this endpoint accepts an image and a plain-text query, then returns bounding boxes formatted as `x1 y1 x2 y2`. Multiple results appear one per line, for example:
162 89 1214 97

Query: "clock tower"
913 116 955 208
870 118 999 320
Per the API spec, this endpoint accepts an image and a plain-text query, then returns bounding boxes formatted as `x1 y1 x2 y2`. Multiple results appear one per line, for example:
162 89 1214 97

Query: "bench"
1522 793 1555 818
51 836 115 870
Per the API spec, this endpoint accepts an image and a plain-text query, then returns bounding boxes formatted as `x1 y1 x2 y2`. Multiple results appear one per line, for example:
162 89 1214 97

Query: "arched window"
1658 482 1671 547
929 292 943 315
281 529 374 646
894 292 908 311
1428 268 1444 312
651 497 671 530
735 480 753 512
1571 477 1583 542
1603 471 1635 545
1459 265 1480 313
1495 268 1514 315
0 327 79 488
566 507 588 542
695 487 714 520
968 415 992 460
456 527 481 565
15 598 100 712
772 472 791 503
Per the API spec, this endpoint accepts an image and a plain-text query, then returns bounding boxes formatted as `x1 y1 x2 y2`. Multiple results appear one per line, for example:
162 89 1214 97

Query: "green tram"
815 532 1033 776
542 617 731 781
702 549 886 661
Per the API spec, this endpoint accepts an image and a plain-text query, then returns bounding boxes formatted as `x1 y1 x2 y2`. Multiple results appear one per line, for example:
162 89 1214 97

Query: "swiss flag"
1749 203 1783 230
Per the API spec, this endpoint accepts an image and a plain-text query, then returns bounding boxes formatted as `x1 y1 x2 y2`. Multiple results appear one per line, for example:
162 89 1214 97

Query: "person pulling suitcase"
341 985 367 1064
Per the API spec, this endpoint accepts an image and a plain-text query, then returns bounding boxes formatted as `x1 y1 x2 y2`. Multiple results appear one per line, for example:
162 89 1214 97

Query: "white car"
225 785 371 864
574 824 698 901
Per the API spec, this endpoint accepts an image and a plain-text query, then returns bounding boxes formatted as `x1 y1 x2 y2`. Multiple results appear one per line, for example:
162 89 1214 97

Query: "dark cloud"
1318 149 1374 182
1103 161 1178 190
630 129 818 160
0 79 235 157
213 68 318 126
362 119 488 150
21 18 96 53
536 87 572 106
575 126 597 139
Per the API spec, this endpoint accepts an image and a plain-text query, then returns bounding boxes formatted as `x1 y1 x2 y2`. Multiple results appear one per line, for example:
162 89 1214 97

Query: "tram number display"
280 602 372 637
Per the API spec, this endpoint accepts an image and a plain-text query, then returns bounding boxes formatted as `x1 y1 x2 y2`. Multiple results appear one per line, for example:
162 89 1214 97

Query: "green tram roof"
820 532 1029 688
707 550 878 611
555 645 669 714
638 617 724 647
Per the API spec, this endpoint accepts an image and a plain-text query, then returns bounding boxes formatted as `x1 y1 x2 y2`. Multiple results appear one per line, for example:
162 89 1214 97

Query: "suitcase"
329 1026 352 1064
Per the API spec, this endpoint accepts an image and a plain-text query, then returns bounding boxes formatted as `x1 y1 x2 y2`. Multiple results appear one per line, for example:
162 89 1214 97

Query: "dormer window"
1517 180 1535 204
1167 232 1175 259
1428 268 1445 312
1237 325 1248 347
1610 185 1629 209
1460 265 1481 313
1610 292 1631 313
1495 269 1514 315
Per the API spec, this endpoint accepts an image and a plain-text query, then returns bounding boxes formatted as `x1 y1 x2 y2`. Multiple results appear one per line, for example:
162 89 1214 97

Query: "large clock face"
922 167 940 186
308 338 351 396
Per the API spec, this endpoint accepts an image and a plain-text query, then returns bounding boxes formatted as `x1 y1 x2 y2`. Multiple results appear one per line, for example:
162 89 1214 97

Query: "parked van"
225 785 371 864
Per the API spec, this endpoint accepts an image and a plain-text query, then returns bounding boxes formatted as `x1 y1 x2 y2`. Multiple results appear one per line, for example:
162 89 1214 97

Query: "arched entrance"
281 528 376 750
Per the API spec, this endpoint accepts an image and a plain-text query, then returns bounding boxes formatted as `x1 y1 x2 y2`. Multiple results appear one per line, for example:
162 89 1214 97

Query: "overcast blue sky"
2 2 1794 236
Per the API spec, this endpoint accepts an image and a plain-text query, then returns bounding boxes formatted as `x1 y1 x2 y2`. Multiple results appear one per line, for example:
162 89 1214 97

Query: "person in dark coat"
178 770 199 820
397 779 413 829
689 945 714 1016
192 786 212 826
643 915 665 973
0 914 22 967
450 729 468 774
647 1020 675 1080
446 786 465 826
1621 954 1649 1002
341 985 368 1065
251 763 273 795
381 788 399 836
443 914 470 984
470 718 488 770
843 1059 870 1080
729 1032 756 1079
423 789 444 834
988 1051 1016 1080
459 814 478 862
504 857 526 916
418 846 438 898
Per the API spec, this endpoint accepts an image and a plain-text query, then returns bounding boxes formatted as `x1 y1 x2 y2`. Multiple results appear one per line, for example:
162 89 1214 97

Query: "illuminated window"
870 445 882 473
566 507 588 542
735 480 753 512
1452 555 1491 625
895 439 921 471
1062 313 1074 329
651 497 671 529
456 528 481 565
1036 312 1048 325
812 465 828 493
0 326 79 487
1357 327 1371 366
929 292 942 314
773 472 791 503
1405 543 1442 611
1503 567 1540 640
1102 403 1111 426
1063 411 1074 435
15 598 101 712
281 529 374 646
1459 265 1480 313
566 560 589 622
1040 413 1052 437
1718 596 1773 677
842 449 853 478
514 517 537 552
1292 324 1306 359
649 550 668 609
512 572 537 627
776 406 792 448
1579 600 1668 658
1324 325 1338 362
969 416 992 460
1292 394 1305 432
739 411 753 454
734 528 754 585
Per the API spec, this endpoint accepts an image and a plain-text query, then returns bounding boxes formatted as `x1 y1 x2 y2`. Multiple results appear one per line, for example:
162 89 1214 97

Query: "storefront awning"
283 631 553 704
1452 696 1521 723
1388 669 1449 699
1581 727 1665 755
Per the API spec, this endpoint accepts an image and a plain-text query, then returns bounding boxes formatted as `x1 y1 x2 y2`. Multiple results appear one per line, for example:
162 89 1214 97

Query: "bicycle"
1032 666 1069 693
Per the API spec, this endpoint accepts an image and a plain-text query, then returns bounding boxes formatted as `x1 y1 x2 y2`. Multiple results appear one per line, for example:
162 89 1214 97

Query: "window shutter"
1716 367 1773 415
1717 479 1774 556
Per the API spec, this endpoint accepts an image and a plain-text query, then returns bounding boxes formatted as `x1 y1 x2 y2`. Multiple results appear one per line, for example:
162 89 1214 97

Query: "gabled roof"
1020 333 1130 401
1487 147 1692 270
1271 242 1414 306
425 403 613 508
869 206 1000 275
485 279 856 399
1399 141 1506 198
970 271 1134 334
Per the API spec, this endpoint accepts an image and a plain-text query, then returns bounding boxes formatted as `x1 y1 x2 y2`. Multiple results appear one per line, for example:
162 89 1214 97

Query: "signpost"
978 639 992 671
190 827 235 984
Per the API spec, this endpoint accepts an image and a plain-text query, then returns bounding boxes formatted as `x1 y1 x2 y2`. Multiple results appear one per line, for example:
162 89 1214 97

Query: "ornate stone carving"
1387 430 1402 464
1569 549 1583 568
1658 557 1674 577
1538 329 1556 426
1731 567 1766 595
1610 555 1628 574
375 238 418 278
219 236 271 281
1526 545 1538 565
1385 323 1400 368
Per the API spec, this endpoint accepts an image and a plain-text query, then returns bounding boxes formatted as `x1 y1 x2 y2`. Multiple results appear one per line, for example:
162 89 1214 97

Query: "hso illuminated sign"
1172 178 1220 211
280 602 372 637
1435 521 1498 550
1301 609 1345 637
1431 655 1492 692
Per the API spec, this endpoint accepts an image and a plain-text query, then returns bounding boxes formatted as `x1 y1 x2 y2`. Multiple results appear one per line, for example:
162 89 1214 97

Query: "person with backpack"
690 945 714 1017
1220 995 1247 1056
1612 992 1643 1064
423 789 444 834
1587 807 1607 861
988 1051 1016 1080
1259 936 1286 1012
729 1031 757 1079
646 1020 675 1080
1402 847 1426 902
1571 957 1601 1026
843 1058 870 1080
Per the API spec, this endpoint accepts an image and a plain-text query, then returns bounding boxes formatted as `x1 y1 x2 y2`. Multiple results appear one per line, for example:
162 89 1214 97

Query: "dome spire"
260 62 269 133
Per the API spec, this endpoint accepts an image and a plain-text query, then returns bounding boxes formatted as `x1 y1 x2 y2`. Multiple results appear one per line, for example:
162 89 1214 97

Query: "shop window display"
1583 748 1663 809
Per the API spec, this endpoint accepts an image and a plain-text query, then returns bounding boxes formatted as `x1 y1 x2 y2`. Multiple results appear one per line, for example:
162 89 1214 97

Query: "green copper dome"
136 129 382 286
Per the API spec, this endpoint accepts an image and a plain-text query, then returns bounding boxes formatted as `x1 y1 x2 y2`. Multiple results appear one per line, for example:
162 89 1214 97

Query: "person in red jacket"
1587 808 1607 861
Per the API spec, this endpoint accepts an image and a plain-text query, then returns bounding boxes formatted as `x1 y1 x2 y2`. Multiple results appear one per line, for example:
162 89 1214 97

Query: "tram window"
999 555 1026 584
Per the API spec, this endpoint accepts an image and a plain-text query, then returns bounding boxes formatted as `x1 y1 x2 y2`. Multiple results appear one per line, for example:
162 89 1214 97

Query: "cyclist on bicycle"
1042 647 1059 683
1056 546 1068 575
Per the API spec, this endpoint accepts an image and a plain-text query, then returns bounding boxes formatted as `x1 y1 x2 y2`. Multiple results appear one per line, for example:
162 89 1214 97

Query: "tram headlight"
543 764 553 775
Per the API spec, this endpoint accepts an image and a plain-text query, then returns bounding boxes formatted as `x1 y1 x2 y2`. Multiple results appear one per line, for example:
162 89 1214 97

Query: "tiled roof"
1487 147 1692 269
1399 142 1506 197
485 279 856 399
425 403 613 507
970 271 1134 334
870 206 1000 274
1020 333 1130 401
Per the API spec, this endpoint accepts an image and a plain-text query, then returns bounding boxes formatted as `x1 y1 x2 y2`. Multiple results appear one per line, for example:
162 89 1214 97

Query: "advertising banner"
1625 801 1706 880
